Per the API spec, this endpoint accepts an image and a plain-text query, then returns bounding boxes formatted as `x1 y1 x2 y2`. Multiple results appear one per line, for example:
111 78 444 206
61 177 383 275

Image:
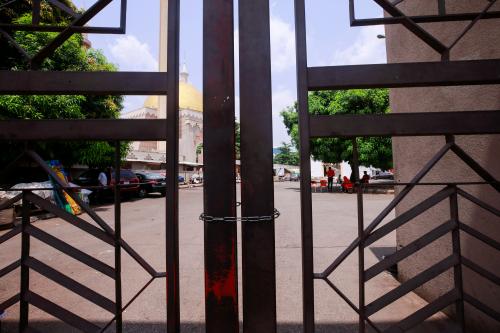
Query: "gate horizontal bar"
310 111 500 138
0 225 21 244
364 220 455 281
26 225 116 279
307 60 500 90
0 23 123 34
25 291 101 333
0 71 168 95
365 254 459 317
462 257 500 287
0 119 169 141
351 11 500 26
25 256 116 313
0 260 21 278
384 289 460 333
0 293 20 311
464 293 500 323
364 187 454 247
26 192 114 245
459 222 500 251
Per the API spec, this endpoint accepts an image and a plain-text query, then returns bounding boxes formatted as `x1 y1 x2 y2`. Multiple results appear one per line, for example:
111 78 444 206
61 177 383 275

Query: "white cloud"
331 25 387 66
270 14 296 72
234 14 295 73
272 87 295 145
272 87 294 116
109 35 158 71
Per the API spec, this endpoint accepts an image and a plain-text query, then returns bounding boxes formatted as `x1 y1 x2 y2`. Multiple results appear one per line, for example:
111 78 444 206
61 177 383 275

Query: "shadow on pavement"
0 319 460 333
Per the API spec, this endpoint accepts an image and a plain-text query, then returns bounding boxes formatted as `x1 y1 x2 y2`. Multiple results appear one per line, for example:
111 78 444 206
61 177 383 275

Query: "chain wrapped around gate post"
199 203 280 223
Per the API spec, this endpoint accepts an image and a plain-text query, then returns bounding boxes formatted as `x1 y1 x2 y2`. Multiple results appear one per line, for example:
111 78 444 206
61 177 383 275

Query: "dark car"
75 169 102 188
135 172 166 197
144 170 185 184
74 169 107 203
110 170 140 195
74 169 140 203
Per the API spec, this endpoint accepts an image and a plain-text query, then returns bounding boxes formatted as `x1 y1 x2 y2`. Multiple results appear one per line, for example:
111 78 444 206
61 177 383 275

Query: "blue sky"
73 0 387 146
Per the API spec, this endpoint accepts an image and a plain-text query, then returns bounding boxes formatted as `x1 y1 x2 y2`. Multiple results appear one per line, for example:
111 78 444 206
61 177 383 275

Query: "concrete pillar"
158 0 168 153
385 1 500 332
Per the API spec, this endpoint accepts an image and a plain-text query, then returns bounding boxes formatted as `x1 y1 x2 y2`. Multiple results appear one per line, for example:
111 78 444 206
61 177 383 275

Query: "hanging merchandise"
47 160 82 215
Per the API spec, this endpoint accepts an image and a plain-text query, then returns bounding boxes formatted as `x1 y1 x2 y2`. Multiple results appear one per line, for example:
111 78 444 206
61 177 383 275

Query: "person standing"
98 169 108 187
361 171 371 184
327 167 335 192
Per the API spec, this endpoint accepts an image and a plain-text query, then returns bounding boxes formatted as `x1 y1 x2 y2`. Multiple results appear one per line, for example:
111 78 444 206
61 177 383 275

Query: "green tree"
274 142 299 166
0 0 78 69
281 89 393 170
0 13 127 168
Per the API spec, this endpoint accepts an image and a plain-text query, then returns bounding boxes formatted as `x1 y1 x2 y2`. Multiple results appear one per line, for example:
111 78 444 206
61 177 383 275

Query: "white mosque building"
121 64 204 172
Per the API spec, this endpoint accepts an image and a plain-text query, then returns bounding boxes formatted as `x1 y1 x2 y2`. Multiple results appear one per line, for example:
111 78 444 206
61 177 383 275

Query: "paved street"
0 182 457 332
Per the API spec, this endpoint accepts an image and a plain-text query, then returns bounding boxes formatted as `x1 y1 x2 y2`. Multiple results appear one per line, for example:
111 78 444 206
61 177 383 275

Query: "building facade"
121 65 204 171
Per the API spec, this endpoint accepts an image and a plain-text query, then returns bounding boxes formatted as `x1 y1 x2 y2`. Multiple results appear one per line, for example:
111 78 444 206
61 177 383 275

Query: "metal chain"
199 202 280 223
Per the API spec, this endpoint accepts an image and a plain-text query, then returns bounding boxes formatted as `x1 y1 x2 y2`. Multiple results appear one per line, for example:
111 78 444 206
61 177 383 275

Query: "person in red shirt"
326 167 335 192
361 171 371 184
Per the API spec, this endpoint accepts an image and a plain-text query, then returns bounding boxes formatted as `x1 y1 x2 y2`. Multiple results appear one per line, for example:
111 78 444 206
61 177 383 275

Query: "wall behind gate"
385 1 500 332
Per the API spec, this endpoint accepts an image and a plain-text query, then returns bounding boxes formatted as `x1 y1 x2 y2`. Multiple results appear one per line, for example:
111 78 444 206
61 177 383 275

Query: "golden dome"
143 82 203 112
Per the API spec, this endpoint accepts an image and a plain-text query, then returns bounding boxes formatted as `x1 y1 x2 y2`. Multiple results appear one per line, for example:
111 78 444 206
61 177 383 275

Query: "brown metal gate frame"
2 0 500 332
202 0 277 332
294 1 500 333
0 0 181 332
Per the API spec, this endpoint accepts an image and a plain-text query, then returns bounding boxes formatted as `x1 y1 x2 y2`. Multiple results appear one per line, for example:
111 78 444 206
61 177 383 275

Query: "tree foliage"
194 120 240 161
0 12 127 168
274 142 299 166
0 0 78 69
281 89 393 170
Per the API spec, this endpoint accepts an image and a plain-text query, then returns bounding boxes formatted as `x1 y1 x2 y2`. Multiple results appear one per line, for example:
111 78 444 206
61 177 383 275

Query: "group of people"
326 167 371 193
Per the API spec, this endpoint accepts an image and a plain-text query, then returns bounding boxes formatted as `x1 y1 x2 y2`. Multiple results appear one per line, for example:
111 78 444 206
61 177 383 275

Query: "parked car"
74 169 107 203
135 172 166 198
110 170 140 195
370 172 395 185
74 169 140 203
144 170 185 184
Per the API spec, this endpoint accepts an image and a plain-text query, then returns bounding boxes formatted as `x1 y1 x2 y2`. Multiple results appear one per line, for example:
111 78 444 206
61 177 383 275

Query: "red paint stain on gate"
205 238 238 311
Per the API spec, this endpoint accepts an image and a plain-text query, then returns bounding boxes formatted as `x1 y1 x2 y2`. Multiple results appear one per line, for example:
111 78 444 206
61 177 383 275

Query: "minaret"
158 0 168 152
180 62 189 83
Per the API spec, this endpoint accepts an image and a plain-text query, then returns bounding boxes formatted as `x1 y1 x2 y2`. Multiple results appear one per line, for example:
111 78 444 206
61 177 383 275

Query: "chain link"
199 202 280 223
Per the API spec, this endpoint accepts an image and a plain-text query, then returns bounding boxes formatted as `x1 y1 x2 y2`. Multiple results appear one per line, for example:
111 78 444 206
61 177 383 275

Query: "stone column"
385 1 500 332
158 0 168 153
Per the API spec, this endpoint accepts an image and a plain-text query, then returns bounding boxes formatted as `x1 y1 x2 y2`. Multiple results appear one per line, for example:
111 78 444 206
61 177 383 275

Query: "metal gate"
1 0 500 333
0 0 181 332
294 1 500 333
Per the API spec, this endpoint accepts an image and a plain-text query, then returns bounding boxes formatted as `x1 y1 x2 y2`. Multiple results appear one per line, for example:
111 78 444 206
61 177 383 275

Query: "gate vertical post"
203 0 239 332
352 139 366 333
446 135 465 332
19 190 30 333
166 0 181 331
239 0 277 332
114 141 123 333
294 0 315 332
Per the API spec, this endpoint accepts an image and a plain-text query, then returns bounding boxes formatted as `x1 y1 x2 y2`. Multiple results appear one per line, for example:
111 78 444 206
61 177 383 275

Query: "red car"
109 169 140 195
